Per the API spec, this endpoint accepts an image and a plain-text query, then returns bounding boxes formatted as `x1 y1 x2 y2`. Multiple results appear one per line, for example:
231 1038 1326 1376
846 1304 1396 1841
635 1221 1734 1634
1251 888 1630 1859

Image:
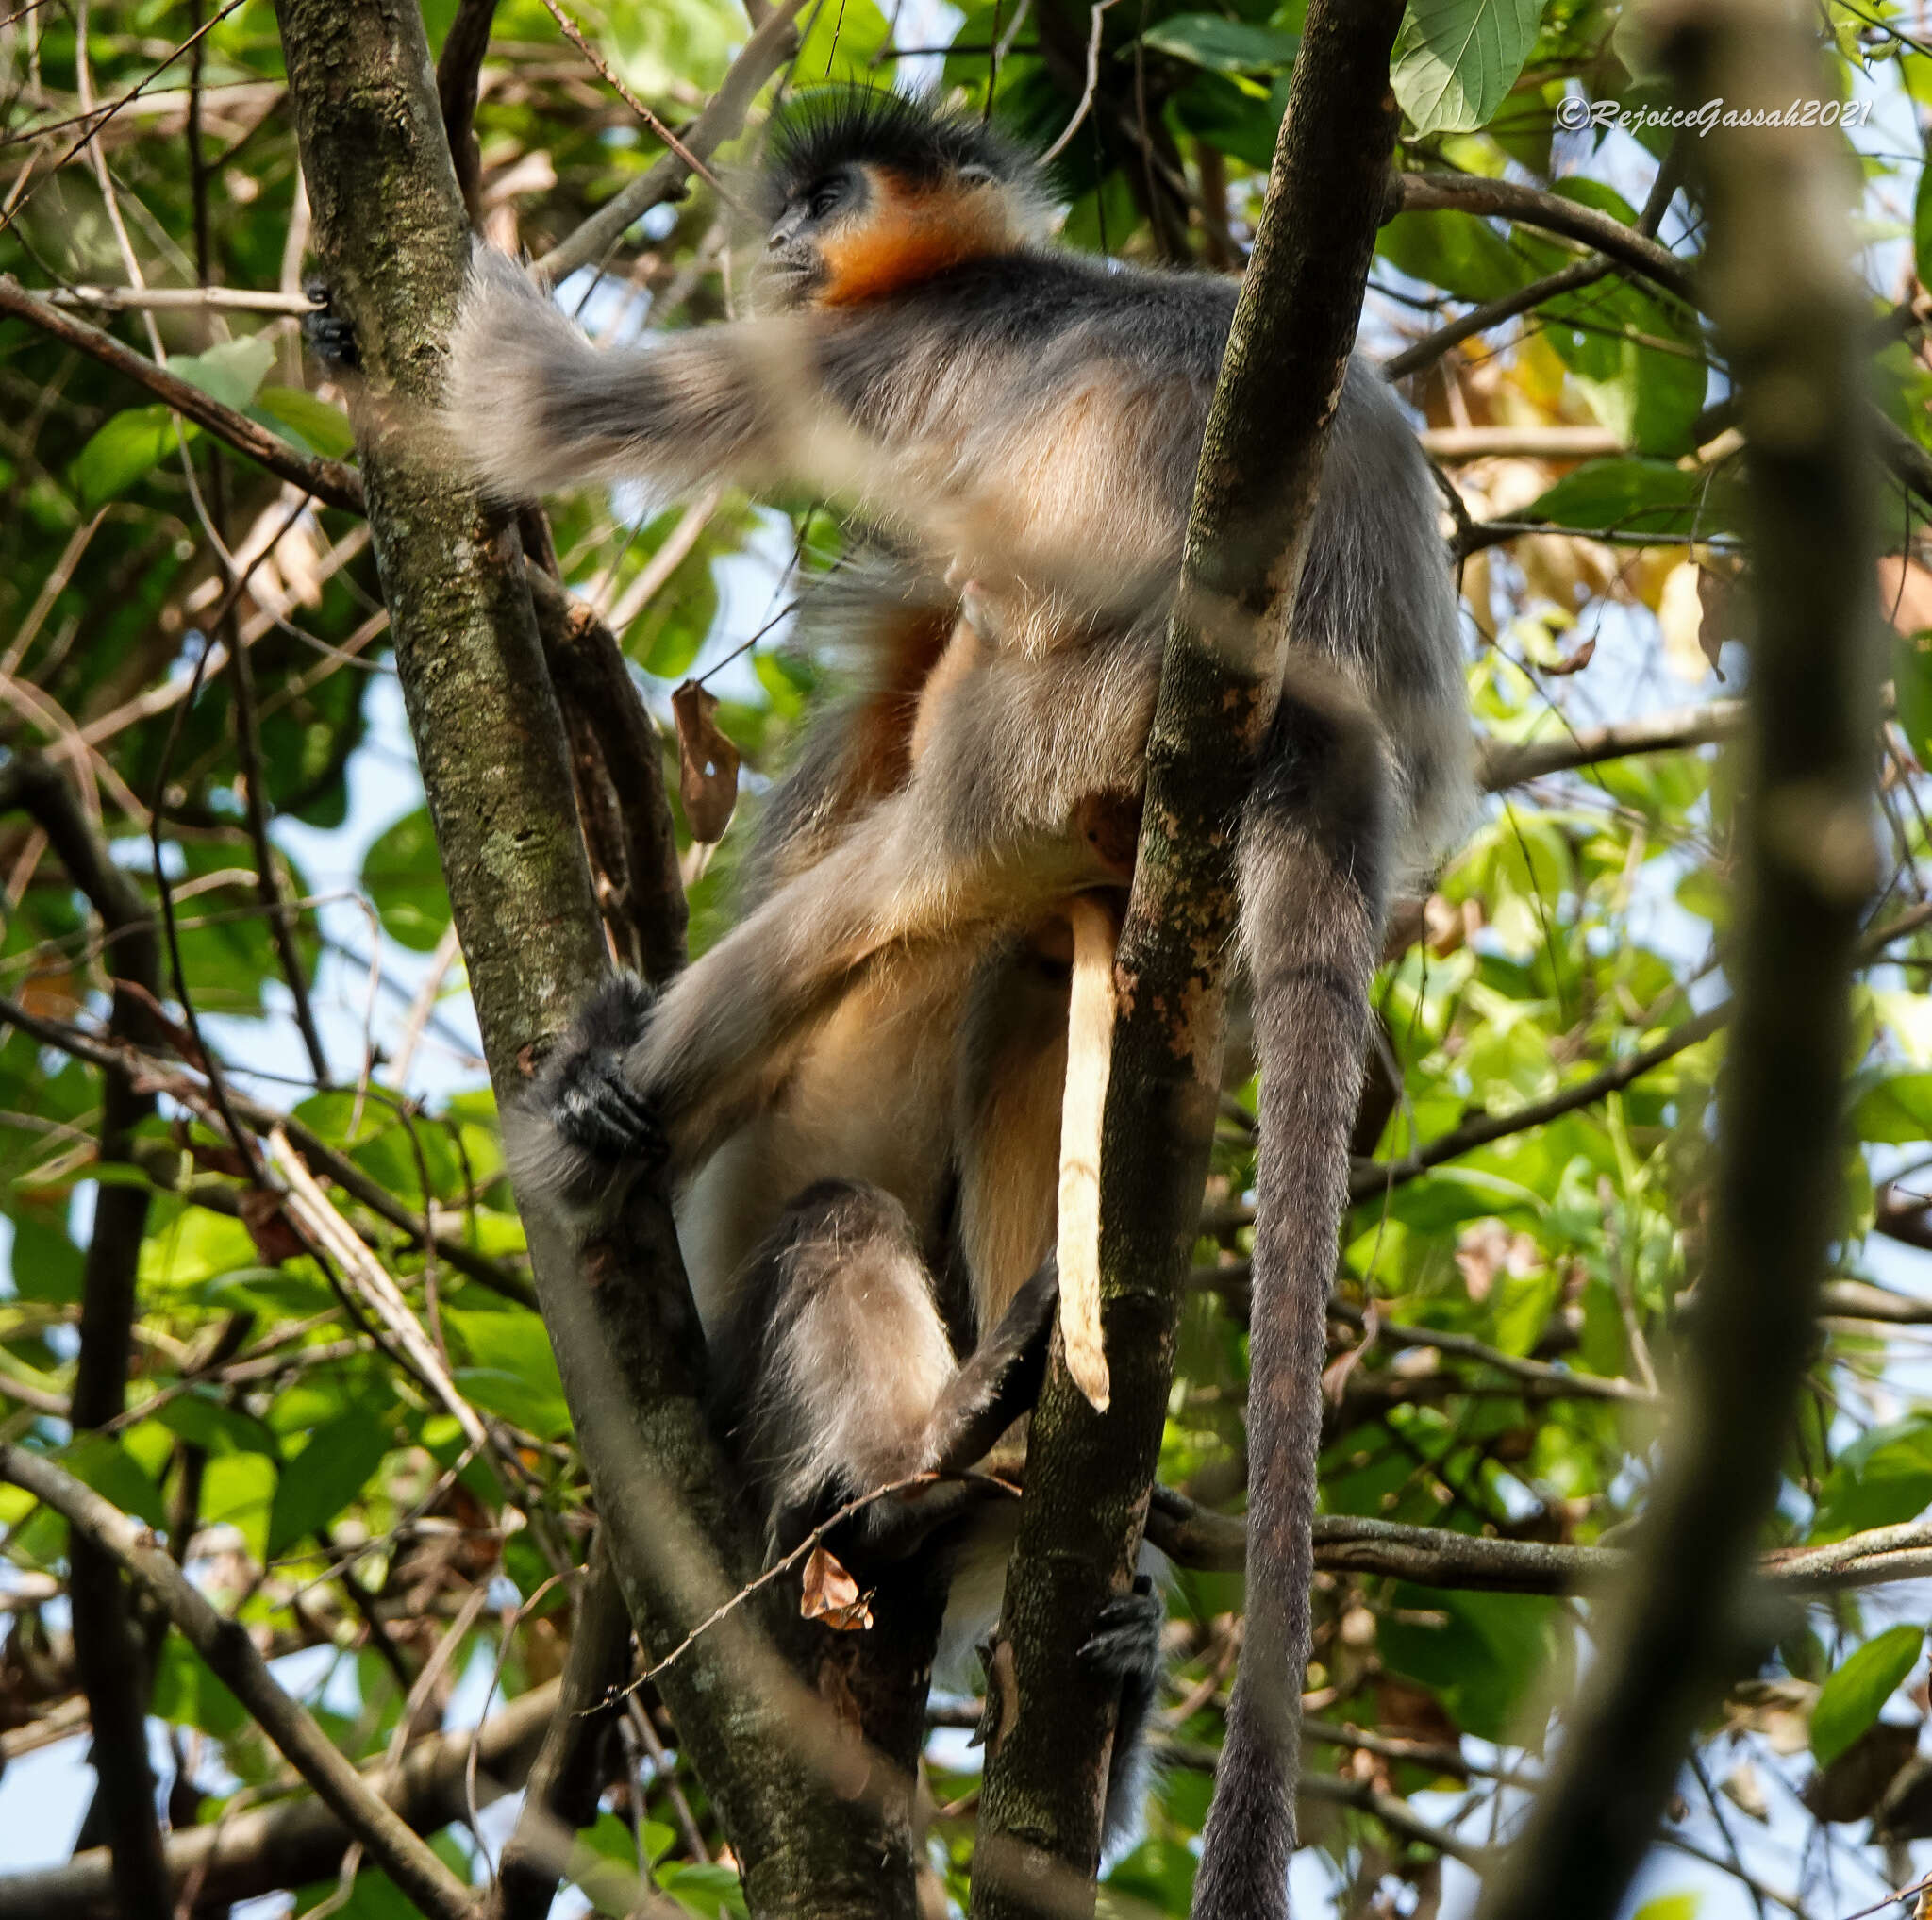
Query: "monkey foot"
1079 1575 1162 1682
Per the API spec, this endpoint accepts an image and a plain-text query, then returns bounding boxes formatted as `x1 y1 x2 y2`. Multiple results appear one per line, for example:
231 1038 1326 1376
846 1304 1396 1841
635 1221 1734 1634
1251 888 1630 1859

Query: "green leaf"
73 406 200 509
1812 1624 1924 1769
1633 1897 1700 1920
659 1862 750 1919
1140 14 1298 73
60 1432 168 1528
1378 209 1531 305
1852 1070 1932 1144
1916 159 1932 295
1392 0 1547 135
168 335 276 411
1523 458 1725 539
1810 1420 1932 1541
360 807 452 952
200 1450 277 1563
447 1306 572 1439
267 1407 395 1558
151 1633 246 1739
1897 630 1932 764
1376 1586 1565 1742
253 385 357 460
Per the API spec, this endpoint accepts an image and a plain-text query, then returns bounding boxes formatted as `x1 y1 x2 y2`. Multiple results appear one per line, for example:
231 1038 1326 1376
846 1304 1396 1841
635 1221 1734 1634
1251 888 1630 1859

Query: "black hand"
541 975 666 1171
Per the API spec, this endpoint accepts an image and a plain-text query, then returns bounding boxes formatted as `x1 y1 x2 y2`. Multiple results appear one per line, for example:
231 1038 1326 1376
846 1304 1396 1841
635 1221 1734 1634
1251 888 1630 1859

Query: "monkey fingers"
507 974 669 1217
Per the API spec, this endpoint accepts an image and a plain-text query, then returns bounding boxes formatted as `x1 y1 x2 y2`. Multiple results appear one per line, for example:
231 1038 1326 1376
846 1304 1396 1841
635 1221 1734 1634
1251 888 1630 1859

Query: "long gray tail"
1191 692 1389 1920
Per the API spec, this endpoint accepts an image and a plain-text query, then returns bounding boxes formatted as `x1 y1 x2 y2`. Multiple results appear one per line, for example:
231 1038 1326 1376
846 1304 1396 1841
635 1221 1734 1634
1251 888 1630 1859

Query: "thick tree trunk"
271 6 927 1909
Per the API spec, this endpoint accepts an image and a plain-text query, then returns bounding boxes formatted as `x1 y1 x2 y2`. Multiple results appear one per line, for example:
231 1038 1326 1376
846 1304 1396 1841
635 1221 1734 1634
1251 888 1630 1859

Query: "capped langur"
441 89 1470 1914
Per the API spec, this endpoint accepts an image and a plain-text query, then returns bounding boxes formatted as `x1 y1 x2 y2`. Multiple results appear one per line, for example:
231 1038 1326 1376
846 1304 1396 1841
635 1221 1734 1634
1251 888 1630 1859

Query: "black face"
758 162 870 307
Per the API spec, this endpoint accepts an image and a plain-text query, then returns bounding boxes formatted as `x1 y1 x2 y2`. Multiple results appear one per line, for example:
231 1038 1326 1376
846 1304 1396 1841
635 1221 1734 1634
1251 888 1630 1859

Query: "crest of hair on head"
750 85 1057 245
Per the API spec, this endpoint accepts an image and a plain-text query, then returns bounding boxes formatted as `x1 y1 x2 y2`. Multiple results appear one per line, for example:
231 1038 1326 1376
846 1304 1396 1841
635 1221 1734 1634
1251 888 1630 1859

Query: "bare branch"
0 1682 559 1920
533 0 808 281
0 275 364 511
973 2 1410 1904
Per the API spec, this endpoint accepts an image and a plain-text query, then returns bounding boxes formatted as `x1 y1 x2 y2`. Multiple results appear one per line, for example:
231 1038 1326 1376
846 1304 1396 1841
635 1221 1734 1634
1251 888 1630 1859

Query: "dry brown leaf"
239 1188 308 1266
1721 1760 1769 1822
672 679 741 843
1543 635 1596 677
800 1544 874 1631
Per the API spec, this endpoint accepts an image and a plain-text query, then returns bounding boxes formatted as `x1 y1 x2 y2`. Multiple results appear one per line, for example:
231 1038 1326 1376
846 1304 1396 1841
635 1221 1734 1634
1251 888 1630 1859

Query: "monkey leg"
715 1180 1059 1563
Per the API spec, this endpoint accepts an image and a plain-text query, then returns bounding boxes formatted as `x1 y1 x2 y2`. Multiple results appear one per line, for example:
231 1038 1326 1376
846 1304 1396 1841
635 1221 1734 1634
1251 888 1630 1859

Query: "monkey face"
757 162 874 309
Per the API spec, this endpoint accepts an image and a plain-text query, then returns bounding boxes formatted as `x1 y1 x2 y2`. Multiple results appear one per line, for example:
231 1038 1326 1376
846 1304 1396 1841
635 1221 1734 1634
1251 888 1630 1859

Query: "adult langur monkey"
439 87 1469 1912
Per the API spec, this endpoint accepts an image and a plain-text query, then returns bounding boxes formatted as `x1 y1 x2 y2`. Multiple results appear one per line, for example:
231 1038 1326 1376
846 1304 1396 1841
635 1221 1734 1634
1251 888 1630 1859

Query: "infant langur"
441 89 1470 1916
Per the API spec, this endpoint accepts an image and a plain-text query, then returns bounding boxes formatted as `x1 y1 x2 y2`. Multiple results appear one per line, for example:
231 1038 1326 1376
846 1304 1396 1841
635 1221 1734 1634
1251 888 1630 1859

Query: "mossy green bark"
971 5 1406 1910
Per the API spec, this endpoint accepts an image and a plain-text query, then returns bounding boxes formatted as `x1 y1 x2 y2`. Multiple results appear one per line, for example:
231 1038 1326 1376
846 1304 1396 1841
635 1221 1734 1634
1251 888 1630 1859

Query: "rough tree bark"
1474 2 1883 1916
971 4 1407 1912
270 6 930 1912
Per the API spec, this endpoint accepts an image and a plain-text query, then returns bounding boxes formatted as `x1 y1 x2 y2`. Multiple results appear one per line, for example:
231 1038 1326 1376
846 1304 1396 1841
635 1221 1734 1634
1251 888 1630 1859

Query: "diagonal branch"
532 0 808 280
0 275 364 511
0 1444 478 1920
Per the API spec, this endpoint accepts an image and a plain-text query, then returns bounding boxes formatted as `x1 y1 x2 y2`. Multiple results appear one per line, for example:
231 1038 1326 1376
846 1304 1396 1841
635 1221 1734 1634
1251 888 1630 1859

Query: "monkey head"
750 89 1053 311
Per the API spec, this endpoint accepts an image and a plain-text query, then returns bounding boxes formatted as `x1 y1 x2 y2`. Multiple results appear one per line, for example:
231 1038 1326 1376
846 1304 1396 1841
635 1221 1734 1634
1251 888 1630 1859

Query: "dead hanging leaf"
1421 893 1482 959
239 1188 308 1266
1454 1219 1541 1304
800 1544 874 1631
1543 635 1596 677
1657 559 1735 683
671 680 740 844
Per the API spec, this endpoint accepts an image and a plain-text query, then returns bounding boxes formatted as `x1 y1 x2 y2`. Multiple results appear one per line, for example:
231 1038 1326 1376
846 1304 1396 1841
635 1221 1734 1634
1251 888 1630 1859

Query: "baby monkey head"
751 89 1051 309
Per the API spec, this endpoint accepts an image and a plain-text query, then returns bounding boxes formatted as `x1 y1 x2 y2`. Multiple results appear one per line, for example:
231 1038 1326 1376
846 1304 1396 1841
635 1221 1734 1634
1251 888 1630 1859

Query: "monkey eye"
807 176 847 221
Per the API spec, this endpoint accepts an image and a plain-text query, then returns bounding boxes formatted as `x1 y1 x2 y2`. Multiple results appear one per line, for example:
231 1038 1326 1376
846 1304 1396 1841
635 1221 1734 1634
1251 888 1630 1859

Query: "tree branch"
1391 173 1698 307
1144 1490 1932 1595
533 0 808 281
0 1679 559 1919
525 565 687 983
491 1536 634 1920
1474 3 1886 1913
436 0 499 227
0 752 169 1913
270 6 922 1910
0 274 364 512
1479 700 1744 789
971 4 1407 1908
0 1444 478 1920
